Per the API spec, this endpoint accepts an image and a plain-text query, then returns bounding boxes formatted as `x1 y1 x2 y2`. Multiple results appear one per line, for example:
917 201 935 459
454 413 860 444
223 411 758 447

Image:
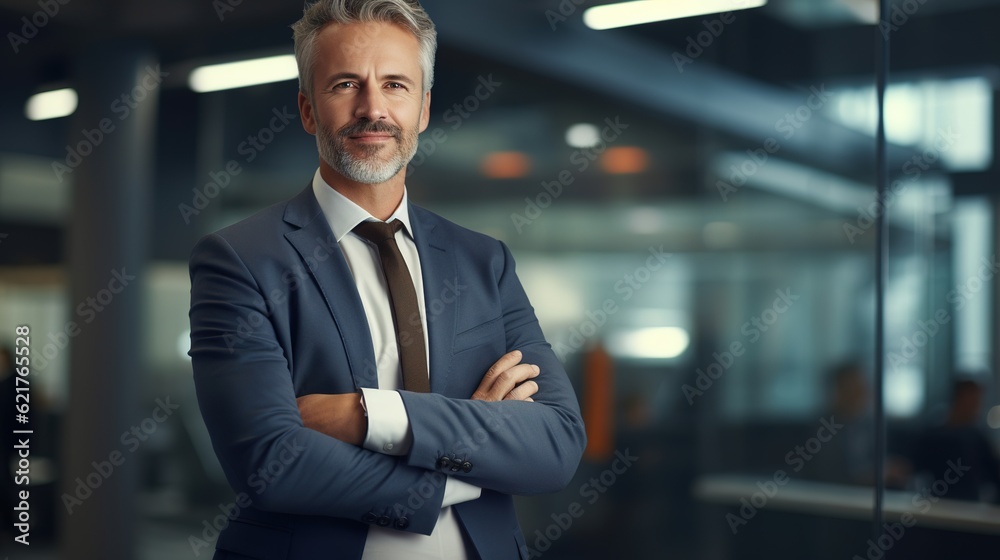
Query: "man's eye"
386 82 405 89
335 82 357 89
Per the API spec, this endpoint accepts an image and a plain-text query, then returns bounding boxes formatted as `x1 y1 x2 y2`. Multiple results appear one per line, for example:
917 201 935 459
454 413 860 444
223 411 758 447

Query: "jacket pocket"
216 518 292 560
452 316 503 354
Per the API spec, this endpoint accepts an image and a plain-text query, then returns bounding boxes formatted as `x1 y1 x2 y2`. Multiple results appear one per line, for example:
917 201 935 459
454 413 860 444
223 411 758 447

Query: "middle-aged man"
188 1 587 559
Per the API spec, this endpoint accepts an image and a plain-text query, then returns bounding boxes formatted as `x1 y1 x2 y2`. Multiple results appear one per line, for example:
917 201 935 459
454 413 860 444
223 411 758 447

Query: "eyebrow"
323 72 417 89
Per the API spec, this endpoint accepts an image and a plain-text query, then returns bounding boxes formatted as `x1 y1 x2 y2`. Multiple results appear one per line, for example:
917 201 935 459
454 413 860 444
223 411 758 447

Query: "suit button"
361 512 377 523
437 457 452 470
461 461 473 473
377 515 391 527
449 462 460 472
395 517 410 530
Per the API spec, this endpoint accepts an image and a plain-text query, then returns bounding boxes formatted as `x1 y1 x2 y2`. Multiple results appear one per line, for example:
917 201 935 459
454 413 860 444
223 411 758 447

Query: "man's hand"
471 350 539 402
296 393 367 446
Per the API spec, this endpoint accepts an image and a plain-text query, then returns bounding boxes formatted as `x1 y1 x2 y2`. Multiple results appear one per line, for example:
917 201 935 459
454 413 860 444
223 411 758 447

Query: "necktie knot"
354 219 403 245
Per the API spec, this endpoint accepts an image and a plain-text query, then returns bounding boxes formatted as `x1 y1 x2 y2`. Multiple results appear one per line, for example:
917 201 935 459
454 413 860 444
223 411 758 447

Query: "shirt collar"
310 167 414 243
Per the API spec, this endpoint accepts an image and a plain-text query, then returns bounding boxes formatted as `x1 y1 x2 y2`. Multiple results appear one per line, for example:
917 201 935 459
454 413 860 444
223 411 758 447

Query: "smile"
349 134 394 143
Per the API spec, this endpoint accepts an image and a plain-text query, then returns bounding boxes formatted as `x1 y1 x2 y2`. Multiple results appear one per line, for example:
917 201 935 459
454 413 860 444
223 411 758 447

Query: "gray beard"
316 121 418 185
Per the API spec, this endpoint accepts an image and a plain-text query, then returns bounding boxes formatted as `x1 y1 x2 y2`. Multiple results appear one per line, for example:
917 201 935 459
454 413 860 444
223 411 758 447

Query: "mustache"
337 120 402 138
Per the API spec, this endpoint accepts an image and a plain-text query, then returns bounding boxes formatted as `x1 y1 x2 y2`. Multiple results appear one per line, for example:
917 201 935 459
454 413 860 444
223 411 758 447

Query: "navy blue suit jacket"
189 185 586 560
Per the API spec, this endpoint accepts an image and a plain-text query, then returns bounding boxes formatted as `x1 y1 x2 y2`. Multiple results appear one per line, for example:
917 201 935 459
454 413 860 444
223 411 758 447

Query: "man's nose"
354 86 387 121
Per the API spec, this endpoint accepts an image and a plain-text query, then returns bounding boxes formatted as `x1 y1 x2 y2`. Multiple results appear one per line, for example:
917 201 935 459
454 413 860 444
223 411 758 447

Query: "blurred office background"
1 0 999 558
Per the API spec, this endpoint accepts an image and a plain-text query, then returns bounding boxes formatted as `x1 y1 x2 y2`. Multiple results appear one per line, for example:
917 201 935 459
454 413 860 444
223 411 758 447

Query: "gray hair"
292 0 437 98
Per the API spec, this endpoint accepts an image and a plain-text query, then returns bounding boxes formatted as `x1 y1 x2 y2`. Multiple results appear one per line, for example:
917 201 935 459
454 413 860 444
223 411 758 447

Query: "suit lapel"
409 205 458 395
283 186 379 389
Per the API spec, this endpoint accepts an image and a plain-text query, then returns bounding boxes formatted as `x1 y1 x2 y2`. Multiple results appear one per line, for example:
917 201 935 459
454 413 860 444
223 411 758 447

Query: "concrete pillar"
59 42 157 559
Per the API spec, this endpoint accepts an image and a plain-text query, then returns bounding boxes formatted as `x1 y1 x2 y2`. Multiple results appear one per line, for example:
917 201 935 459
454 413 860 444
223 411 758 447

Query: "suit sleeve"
189 233 446 535
398 241 587 495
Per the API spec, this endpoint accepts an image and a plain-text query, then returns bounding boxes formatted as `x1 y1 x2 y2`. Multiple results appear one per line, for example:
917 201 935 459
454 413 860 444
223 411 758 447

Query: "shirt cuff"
441 477 483 508
360 388 412 456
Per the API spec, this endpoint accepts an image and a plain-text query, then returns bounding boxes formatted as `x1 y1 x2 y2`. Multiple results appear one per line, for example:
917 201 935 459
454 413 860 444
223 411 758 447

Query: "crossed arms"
189 232 586 535
296 349 542 446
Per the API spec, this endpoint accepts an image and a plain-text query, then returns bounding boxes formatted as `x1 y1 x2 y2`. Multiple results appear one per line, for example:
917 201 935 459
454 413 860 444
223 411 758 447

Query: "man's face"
299 21 430 185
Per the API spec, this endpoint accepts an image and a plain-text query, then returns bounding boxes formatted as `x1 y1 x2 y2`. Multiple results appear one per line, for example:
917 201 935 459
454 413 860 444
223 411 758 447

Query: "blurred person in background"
912 377 1000 503
805 361 910 487
188 1 586 559
803 361 873 485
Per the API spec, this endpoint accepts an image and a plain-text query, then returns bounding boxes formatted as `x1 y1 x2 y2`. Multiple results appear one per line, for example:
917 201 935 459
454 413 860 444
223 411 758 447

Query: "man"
188 1 586 559
912 378 1000 502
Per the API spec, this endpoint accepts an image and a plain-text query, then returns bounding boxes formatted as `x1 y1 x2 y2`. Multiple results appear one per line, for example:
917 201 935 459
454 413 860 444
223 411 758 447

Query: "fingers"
503 379 539 402
470 349 546 402
481 350 523 386
471 350 522 400
477 362 539 402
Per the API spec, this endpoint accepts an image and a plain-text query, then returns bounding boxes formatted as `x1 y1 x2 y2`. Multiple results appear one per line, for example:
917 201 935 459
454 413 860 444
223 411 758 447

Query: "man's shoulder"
190 186 317 263
410 204 503 253
202 186 314 245
217 202 290 236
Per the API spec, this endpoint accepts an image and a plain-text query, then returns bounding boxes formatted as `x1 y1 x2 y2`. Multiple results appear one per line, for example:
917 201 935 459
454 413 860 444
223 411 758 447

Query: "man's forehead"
314 24 420 76
317 20 419 47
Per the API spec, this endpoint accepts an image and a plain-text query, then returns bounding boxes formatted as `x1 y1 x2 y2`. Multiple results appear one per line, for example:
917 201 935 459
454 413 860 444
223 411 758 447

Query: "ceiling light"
189 54 298 93
25 88 77 121
565 123 601 148
607 326 690 360
584 0 767 30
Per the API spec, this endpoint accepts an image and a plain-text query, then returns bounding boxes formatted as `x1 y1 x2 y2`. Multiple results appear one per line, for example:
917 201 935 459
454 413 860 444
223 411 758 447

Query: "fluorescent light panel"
25 88 77 121
584 0 767 30
607 326 690 360
189 54 298 93
565 123 601 148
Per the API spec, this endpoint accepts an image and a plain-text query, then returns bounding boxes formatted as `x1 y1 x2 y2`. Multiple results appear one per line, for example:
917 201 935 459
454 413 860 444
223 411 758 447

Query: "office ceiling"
0 0 997 262
3 0 999 72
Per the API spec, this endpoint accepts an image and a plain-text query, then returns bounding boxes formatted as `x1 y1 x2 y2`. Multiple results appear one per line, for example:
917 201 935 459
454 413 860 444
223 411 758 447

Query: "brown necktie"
353 219 430 393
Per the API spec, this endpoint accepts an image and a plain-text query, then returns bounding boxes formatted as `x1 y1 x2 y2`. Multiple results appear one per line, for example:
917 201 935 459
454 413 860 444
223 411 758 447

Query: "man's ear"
418 90 431 133
298 90 317 135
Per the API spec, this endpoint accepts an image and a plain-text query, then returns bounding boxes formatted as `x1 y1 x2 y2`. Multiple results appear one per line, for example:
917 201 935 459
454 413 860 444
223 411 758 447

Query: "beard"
316 117 419 184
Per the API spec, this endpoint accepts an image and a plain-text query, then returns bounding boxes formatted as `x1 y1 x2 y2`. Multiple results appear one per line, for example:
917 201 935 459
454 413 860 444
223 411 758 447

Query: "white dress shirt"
311 169 481 560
